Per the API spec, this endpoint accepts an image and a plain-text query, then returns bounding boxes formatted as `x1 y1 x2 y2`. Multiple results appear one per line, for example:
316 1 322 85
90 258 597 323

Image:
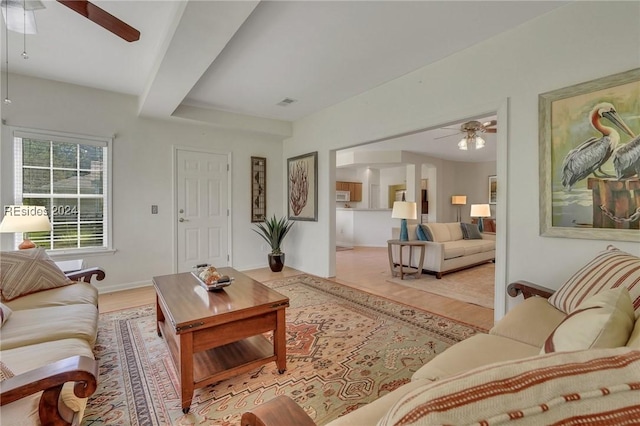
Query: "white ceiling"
1 0 567 159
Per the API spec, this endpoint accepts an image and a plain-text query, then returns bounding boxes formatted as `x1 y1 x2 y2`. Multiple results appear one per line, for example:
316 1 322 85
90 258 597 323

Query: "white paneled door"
176 149 230 273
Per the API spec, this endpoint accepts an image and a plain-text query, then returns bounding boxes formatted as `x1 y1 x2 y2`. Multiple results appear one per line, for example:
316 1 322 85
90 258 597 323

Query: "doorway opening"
331 104 508 322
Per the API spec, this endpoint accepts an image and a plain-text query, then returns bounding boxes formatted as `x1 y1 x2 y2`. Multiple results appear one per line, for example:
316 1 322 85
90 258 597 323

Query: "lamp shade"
451 195 467 205
0 205 51 233
470 204 491 218
391 201 417 220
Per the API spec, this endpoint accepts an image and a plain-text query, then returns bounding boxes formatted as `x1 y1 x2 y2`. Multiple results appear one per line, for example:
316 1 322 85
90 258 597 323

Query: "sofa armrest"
241 395 316 426
480 232 496 240
421 241 446 271
0 355 98 425
507 280 555 299
66 267 106 283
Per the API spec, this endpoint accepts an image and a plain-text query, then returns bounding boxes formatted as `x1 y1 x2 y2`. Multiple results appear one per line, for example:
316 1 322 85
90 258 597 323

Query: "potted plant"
253 214 294 272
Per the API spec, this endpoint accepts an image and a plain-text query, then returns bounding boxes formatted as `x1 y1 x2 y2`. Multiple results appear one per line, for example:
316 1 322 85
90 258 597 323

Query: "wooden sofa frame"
0 267 105 426
240 280 555 426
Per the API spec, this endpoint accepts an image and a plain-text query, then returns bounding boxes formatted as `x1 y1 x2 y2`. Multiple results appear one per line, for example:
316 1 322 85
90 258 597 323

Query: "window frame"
11 127 114 255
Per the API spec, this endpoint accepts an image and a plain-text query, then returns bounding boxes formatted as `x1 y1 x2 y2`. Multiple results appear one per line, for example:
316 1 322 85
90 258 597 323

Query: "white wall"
283 2 640 317
1 74 284 292
452 161 497 222
379 166 407 208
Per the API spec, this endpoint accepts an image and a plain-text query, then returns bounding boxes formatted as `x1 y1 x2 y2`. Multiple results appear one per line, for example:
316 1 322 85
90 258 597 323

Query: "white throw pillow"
0 302 11 328
541 287 634 354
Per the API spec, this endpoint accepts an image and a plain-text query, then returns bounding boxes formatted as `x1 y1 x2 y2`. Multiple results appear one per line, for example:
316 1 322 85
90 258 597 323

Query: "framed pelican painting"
539 68 640 242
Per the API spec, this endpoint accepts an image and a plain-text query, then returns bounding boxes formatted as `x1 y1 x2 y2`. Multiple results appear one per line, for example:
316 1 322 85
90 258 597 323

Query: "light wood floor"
98 247 494 330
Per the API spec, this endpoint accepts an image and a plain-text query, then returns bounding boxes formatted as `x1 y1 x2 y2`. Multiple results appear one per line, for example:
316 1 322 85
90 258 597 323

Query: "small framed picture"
489 175 497 205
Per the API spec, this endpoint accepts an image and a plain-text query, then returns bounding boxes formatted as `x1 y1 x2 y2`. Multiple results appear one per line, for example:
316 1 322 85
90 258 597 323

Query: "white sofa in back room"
391 222 495 278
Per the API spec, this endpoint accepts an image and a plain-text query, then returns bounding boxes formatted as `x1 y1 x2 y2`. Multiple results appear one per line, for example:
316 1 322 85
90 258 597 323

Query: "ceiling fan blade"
483 128 497 133
57 0 140 42
482 120 497 129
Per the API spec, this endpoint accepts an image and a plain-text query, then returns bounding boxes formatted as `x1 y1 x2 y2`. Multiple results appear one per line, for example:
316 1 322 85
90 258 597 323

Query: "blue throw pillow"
416 224 432 241
460 223 482 240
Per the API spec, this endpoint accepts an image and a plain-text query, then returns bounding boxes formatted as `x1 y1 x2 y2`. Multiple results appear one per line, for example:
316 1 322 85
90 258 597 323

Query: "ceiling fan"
57 0 140 42
436 120 497 150
1 0 139 42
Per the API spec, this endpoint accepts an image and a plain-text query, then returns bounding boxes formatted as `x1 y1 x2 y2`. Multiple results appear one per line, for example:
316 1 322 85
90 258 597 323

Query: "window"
13 130 112 252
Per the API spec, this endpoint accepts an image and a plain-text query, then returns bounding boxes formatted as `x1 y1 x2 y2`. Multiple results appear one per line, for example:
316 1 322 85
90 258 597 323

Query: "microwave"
336 190 350 202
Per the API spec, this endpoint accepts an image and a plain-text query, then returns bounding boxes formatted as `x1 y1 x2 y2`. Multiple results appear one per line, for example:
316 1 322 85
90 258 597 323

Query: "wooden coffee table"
152 267 289 413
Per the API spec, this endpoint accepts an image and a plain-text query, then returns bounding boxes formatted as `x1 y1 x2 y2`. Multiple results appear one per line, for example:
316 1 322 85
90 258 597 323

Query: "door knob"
179 218 188 222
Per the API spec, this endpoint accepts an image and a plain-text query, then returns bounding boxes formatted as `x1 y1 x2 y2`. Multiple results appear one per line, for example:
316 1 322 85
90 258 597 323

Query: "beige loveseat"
0 248 105 426
242 245 640 425
392 222 495 278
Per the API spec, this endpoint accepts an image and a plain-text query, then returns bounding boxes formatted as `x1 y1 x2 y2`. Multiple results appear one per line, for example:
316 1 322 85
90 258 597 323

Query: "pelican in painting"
613 134 640 179
561 102 635 190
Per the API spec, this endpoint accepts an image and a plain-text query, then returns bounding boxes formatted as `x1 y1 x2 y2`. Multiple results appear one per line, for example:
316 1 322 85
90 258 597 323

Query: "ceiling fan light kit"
436 119 496 150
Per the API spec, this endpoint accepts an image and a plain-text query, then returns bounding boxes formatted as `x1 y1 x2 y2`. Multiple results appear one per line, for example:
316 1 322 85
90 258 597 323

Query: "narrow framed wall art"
251 156 266 222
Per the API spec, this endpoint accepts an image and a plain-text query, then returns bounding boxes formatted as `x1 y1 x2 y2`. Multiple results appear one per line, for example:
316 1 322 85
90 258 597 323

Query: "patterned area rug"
386 263 495 309
83 274 482 425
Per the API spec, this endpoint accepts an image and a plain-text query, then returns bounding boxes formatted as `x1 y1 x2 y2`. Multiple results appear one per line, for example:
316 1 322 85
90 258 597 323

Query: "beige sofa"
0 253 104 426
242 246 640 425
392 222 495 278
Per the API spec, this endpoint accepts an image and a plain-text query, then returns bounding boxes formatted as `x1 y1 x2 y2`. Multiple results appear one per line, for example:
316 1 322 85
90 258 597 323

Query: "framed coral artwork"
539 68 640 242
287 151 318 221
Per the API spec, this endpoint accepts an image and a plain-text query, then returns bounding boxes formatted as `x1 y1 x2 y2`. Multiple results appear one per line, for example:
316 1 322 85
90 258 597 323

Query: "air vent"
277 98 297 107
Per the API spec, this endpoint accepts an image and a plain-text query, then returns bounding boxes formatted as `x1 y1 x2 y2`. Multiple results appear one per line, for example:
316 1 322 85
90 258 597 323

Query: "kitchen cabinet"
336 181 350 192
336 181 362 202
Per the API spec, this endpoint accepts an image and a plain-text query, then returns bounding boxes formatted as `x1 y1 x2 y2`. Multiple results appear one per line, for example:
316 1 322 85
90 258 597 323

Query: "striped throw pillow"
548 245 640 317
0 248 73 301
378 348 640 426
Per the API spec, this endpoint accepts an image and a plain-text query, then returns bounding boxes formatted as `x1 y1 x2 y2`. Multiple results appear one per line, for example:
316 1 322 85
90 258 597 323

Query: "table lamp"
0 205 52 249
392 201 417 241
451 195 467 222
470 204 491 233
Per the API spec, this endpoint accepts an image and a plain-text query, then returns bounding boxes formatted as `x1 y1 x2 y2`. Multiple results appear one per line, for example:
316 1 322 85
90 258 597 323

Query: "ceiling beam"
172 104 292 138
138 0 259 118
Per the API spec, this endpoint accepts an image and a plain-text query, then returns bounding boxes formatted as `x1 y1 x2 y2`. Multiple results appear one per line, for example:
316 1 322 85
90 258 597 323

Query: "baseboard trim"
98 280 152 294
97 265 271 294
236 263 266 272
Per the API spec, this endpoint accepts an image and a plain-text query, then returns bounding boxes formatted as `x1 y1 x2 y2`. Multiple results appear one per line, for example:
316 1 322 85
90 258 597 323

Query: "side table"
387 240 427 280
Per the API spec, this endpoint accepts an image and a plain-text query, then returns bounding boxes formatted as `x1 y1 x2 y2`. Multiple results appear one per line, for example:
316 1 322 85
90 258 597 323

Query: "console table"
387 239 427 279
